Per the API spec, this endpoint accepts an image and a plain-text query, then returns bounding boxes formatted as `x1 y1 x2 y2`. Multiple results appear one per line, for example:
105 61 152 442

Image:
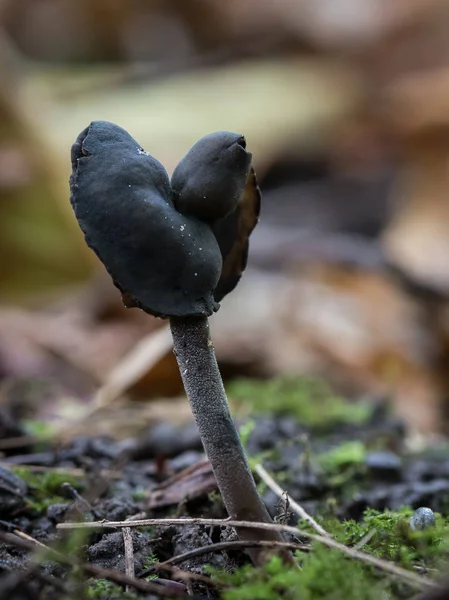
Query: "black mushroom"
69 121 293 566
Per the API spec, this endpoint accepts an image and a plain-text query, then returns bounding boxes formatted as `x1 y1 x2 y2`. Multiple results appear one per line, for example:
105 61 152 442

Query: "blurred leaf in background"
1 0 449 434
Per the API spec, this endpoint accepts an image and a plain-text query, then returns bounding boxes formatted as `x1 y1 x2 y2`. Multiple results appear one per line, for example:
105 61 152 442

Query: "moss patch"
86 579 125 599
12 466 85 513
317 441 367 474
227 376 373 430
212 549 389 600
211 508 448 600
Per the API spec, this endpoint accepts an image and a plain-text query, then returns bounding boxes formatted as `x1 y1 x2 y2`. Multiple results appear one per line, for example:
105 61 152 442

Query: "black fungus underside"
213 167 261 302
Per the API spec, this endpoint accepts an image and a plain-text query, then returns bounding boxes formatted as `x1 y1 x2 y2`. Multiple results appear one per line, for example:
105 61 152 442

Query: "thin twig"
57 517 437 590
0 531 198 599
13 530 50 551
123 527 135 593
58 325 172 441
0 463 85 477
160 539 308 567
254 463 330 537
0 463 121 480
140 563 216 585
126 511 148 521
92 325 172 410
353 528 377 550
0 435 41 450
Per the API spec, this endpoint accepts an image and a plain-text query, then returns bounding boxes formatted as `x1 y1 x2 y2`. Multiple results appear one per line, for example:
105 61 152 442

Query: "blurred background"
1 0 449 437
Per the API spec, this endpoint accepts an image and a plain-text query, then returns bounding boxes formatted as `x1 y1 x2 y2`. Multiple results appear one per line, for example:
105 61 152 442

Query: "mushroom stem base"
169 315 293 566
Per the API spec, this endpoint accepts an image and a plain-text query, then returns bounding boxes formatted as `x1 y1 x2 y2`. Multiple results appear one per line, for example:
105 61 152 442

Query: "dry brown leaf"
93 325 172 409
381 68 449 293
148 459 216 510
211 265 444 433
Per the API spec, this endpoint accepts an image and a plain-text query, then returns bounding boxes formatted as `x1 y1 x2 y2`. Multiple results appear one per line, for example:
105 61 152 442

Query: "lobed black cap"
69 121 260 318
171 131 252 223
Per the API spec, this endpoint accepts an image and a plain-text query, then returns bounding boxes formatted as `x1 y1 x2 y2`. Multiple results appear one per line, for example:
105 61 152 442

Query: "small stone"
410 507 436 531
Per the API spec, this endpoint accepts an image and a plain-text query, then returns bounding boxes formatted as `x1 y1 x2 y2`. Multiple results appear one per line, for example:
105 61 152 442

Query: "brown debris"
148 459 217 510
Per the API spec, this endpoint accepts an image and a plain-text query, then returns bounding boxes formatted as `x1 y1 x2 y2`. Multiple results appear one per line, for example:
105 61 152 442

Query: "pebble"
410 507 436 531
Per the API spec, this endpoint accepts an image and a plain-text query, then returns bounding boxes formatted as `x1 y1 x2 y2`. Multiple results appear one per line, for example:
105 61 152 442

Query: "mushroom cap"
171 131 252 223
70 121 222 318
69 121 259 318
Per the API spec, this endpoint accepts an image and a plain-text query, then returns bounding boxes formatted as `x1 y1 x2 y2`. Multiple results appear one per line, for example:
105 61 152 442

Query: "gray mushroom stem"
169 315 294 566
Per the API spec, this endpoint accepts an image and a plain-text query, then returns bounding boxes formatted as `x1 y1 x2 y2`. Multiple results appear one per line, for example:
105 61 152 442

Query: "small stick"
353 528 377 550
0 463 85 477
61 482 94 514
126 511 148 521
57 516 437 590
122 527 135 593
159 539 308 567
57 326 173 441
0 436 41 450
139 563 217 585
13 529 50 551
93 325 172 410
254 463 330 538
0 463 120 479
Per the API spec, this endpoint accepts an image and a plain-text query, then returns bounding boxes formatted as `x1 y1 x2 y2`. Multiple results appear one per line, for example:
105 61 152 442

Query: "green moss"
22 419 55 439
142 552 159 582
317 441 366 473
227 376 373 430
314 441 367 489
12 466 84 512
239 420 256 449
344 509 446 570
131 488 147 501
210 508 448 599
86 579 124 598
317 508 448 576
211 550 388 600
21 419 56 452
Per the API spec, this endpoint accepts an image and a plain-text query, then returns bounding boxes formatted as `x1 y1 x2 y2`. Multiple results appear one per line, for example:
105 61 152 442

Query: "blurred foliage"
317 441 367 474
228 376 374 430
12 466 84 512
212 550 389 600
2 0 449 432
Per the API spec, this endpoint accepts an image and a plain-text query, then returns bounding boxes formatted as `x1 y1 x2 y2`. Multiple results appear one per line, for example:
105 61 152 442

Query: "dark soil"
0 395 448 600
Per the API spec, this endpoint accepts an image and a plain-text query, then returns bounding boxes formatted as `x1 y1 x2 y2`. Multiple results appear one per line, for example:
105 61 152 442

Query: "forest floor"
0 377 448 600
